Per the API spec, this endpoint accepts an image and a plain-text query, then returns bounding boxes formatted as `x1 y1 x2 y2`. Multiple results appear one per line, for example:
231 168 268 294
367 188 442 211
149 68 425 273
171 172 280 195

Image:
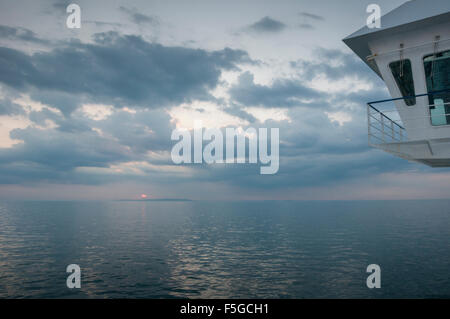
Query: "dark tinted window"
389 59 416 106
424 50 450 126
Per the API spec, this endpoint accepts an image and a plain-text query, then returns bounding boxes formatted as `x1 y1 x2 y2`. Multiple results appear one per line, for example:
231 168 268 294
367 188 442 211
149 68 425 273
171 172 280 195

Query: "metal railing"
367 103 406 145
367 89 450 146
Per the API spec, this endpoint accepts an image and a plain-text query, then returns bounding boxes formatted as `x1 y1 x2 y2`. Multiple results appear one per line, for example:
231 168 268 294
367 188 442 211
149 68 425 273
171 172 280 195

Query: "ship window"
389 59 416 106
424 50 450 126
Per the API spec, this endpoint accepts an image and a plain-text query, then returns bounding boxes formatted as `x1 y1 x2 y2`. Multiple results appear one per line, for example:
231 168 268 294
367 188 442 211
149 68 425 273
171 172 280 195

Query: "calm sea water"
0 200 449 298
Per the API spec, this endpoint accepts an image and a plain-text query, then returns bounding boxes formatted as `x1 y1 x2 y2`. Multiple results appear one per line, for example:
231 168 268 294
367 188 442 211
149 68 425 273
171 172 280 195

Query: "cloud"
119 6 160 26
0 22 421 198
0 99 25 116
291 48 371 79
0 32 254 114
84 20 123 28
299 12 325 21
47 0 75 16
0 103 177 184
246 16 286 33
0 25 48 44
51 0 71 12
229 71 320 108
197 46 415 191
221 103 257 123
289 48 386 96
298 12 325 30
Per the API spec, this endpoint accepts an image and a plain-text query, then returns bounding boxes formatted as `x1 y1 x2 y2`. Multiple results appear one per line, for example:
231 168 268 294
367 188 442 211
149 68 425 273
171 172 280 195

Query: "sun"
140 194 148 199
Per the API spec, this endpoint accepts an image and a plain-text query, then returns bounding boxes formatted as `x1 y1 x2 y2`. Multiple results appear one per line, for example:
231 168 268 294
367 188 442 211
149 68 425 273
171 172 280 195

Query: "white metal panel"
370 20 450 141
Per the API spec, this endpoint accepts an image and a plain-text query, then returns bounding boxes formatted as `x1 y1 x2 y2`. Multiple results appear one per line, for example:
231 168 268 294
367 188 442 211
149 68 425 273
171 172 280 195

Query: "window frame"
388 58 417 106
423 49 450 127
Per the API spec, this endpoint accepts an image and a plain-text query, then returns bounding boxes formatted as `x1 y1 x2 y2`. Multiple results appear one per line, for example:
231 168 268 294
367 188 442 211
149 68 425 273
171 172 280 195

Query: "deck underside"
372 137 450 167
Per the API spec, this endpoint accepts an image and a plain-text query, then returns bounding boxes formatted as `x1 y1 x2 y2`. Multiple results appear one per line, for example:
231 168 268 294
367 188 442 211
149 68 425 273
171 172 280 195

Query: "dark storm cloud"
49 0 72 14
226 48 384 115
28 90 82 116
98 108 175 153
0 29 253 186
25 105 175 154
0 25 48 44
119 6 160 26
229 71 321 108
246 16 286 33
0 99 24 116
0 30 410 190
198 45 416 189
167 115 412 191
173 103 414 191
189 150 409 190
0 32 254 114
221 103 257 123
4 126 129 169
0 105 176 184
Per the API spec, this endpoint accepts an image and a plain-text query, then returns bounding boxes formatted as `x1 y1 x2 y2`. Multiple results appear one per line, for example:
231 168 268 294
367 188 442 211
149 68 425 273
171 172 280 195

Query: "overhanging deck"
374 138 450 167
367 90 450 167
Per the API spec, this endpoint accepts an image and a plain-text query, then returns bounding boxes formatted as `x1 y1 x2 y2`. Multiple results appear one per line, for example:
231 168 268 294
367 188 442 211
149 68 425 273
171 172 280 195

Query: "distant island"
117 198 193 202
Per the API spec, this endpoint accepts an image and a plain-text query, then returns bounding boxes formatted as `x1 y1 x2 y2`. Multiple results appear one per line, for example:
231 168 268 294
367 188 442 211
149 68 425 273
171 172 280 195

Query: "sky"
0 0 449 200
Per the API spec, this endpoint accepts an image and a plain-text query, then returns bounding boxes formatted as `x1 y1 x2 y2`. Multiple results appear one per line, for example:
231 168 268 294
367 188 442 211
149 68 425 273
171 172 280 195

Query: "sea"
0 200 449 298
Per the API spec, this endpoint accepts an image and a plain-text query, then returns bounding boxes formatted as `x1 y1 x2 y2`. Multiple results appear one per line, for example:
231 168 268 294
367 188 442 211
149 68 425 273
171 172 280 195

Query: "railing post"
367 104 371 145
380 114 385 143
